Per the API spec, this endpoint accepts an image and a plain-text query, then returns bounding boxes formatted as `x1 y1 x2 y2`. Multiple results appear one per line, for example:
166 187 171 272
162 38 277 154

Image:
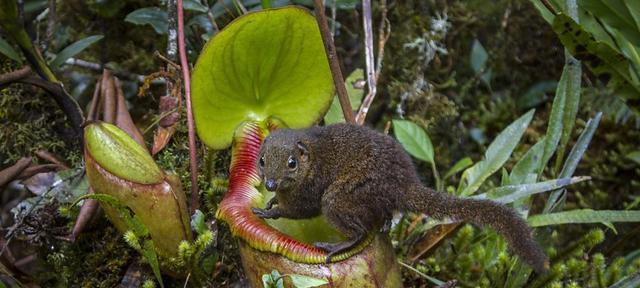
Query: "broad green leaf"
192 7 333 149
552 14 640 107
142 240 164 288
85 122 163 184
50 35 104 68
544 112 602 212
528 209 640 227
288 274 329 288
184 0 208 12
510 138 544 185
459 110 535 196
626 151 640 165
0 36 20 62
324 69 365 124
470 39 488 74
443 157 473 179
392 120 434 164
125 7 168 35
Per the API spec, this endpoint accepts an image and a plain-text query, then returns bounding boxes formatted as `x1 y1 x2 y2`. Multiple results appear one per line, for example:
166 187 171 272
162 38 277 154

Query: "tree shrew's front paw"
251 207 280 219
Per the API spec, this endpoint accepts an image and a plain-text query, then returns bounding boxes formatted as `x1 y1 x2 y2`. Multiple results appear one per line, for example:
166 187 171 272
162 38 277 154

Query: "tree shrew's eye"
259 156 265 167
287 156 297 169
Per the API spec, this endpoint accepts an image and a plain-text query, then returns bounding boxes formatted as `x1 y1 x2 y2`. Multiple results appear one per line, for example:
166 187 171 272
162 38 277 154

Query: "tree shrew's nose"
265 179 278 191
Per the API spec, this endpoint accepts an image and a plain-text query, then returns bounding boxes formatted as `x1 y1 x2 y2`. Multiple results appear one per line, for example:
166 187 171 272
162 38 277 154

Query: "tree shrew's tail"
403 184 549 273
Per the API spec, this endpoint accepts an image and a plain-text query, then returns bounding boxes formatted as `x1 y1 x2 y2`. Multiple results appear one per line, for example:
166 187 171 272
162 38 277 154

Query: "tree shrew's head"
258 129 312 193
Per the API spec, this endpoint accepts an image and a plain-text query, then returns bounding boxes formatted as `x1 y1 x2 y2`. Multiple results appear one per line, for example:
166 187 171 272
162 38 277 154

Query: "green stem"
261 0 271 9
431 161 442 191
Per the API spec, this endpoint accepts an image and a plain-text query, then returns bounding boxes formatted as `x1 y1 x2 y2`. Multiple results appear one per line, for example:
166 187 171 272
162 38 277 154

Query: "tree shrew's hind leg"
314 231 367 263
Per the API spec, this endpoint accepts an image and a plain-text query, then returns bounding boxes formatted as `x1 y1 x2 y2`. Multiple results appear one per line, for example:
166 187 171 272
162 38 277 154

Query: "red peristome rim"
216 121 367 263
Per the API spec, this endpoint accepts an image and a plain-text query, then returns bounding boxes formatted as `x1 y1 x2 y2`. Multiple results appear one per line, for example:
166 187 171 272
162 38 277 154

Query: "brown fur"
252 123 547 272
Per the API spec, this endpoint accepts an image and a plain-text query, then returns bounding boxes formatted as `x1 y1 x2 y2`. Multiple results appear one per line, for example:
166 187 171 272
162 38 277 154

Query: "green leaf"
125 7 168 35
579 0 640 45
538 64 575 175
552 14 640 108
84 122 163 184
0 36 21 62
142 240 164 288
476 176 590 204
528 210 640 227
609 271 640 288
517 81 557 109
510 138 545 185
470 39 488 74
191 209 208 235
184 0 208 12
192 7 333 149
288 274 329 288
324 69 365 125
443 157 473 179
554 58 582 172
459 110 535 196
626 151 640 165
544 112 602 212
50 35 103 68
392 120 434 164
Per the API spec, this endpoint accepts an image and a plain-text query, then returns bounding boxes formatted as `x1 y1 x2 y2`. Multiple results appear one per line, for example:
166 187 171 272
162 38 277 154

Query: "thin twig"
357 0 376 124
154 51 181 70
63 57 161 83
540 0 558 15
177 0 200 213
0 66 31 85
331 0 337 37
313 0 355 123
355 0 389 124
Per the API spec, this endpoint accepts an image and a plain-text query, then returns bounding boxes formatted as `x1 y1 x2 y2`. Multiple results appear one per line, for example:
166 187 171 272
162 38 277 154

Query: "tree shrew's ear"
297 141 309 161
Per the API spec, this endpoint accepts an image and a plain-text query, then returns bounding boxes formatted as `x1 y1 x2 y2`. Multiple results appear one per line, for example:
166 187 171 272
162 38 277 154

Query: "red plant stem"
177 0 199 213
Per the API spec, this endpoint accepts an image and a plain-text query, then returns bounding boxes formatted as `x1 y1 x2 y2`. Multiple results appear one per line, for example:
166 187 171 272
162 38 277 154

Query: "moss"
0 59 81 166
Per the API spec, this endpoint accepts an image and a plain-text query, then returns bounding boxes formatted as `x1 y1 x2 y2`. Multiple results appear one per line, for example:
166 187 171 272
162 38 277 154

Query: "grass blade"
528 209 640 227
544 112 602 213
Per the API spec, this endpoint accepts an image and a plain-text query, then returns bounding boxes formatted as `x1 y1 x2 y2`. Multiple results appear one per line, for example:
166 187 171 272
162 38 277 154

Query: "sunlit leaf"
392 120 434 164
50 35 104 68
192 7 333 149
